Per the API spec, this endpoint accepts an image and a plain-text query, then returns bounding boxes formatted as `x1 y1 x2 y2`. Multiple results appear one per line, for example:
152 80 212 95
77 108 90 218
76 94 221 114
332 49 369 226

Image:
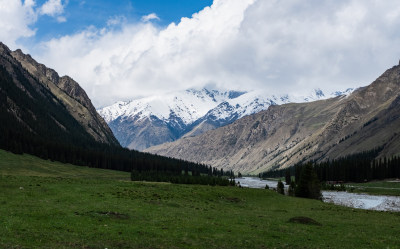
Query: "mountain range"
3 40 398 176
98 88 353 151
146 63 400 174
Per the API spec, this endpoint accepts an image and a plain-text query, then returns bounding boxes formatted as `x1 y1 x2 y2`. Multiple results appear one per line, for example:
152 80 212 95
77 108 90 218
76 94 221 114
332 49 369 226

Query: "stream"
236 177 400 212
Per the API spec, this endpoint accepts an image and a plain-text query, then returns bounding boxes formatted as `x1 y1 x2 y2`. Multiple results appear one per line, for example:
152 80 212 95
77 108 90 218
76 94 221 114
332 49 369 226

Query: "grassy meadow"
348 181 400 196
1 150 400 248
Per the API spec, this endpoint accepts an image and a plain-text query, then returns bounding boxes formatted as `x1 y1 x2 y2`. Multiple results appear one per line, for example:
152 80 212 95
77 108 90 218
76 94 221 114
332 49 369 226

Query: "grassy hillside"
1 150 400 248
0 150 129 180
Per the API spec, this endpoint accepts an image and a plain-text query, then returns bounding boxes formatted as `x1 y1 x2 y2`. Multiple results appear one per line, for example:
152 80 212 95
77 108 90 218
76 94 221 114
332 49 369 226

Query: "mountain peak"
0 42 11 54
228 90 247 99
314 88 325 97
331 88 354 97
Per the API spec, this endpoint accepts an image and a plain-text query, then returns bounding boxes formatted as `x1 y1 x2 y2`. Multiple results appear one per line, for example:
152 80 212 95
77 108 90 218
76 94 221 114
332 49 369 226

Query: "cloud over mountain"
2 0 400 107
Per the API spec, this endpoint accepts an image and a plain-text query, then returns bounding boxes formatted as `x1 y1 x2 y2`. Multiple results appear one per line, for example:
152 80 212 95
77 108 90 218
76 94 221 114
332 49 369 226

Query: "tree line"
260 147 400 183
131 169 235 186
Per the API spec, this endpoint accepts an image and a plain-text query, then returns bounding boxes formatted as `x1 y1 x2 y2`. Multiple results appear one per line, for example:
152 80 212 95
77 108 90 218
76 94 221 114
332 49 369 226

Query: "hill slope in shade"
98 88 352 151
146 63 400 174
0 42 119 147
0 43 119 145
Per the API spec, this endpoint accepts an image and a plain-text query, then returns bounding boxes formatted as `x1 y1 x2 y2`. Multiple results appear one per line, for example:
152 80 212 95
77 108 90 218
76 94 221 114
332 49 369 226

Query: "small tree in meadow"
295 163 321 200
277 180 285 195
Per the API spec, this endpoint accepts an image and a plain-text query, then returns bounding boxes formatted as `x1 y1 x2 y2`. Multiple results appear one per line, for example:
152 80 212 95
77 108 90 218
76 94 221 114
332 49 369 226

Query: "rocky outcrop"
109 115 181 151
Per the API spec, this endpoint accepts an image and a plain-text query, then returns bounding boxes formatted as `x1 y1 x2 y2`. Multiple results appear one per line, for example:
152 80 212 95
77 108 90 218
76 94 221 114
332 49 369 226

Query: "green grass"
0 149 129 180
1 150 400 248
348 181 400 196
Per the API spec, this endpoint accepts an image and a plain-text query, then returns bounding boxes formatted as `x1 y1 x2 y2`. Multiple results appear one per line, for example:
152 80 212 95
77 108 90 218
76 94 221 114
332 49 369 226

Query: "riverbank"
323 191 400 212
236 177 400 212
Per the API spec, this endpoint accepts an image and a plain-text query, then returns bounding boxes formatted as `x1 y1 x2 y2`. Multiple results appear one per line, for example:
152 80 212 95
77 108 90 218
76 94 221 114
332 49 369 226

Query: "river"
236 177 400 212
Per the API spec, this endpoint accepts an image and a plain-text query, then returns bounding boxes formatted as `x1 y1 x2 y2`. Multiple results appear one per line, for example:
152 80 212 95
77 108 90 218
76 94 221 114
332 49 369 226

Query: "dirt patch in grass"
76 211 130 220
97 211 129 219
225 197 241 203
288 216 322 226
273 209 288 213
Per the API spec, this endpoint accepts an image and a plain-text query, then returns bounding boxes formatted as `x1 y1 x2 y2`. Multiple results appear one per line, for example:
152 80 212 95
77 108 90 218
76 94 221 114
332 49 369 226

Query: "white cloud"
107 16 126 27
0 0 37 49
40 0 64 17
141 13 160 22
56 16 66 23
0 0 69 50
32 0 400 108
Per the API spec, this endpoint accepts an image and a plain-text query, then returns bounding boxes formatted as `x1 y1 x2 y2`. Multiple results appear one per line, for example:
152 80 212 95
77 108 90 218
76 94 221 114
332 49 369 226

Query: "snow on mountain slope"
98 88 353 150
99 89 245 124
193 88 353 125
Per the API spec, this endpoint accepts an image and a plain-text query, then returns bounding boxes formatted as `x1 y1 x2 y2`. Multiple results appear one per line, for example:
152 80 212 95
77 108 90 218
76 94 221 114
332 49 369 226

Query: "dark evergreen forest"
131 169 235 186
260 147 400 183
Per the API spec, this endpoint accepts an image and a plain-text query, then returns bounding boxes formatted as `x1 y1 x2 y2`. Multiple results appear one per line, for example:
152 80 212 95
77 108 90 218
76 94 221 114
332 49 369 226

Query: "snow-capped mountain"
100 89 244 124
98 88 353 151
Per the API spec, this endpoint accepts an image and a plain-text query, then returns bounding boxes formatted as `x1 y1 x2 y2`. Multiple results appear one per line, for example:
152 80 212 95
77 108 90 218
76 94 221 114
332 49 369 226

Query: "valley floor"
1 150 400 249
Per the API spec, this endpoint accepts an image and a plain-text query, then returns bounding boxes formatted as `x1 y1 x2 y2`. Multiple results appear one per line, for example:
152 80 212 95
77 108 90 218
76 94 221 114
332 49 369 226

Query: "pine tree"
288 181 296 196
285 170 291 185
295 163 321 200
277 180 285 195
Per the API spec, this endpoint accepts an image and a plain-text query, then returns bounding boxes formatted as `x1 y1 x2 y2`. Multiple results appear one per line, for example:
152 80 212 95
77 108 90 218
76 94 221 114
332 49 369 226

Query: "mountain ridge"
3 44 119 146
145 63 400 174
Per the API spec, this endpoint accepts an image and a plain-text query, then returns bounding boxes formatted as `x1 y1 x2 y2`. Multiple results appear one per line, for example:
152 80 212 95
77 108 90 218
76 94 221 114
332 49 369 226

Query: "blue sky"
29 0 213 43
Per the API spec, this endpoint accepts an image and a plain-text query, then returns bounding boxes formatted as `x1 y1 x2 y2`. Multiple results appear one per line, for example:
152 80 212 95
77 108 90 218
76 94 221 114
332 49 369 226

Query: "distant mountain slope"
99 89 245 150
146 63 400 174
98 88 351 151
0 42 119 148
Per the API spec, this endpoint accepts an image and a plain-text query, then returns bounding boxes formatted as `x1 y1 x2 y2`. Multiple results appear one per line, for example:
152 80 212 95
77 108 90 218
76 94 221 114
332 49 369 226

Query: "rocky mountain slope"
146 63 400 174
98 88 351 151
0 42 119 147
